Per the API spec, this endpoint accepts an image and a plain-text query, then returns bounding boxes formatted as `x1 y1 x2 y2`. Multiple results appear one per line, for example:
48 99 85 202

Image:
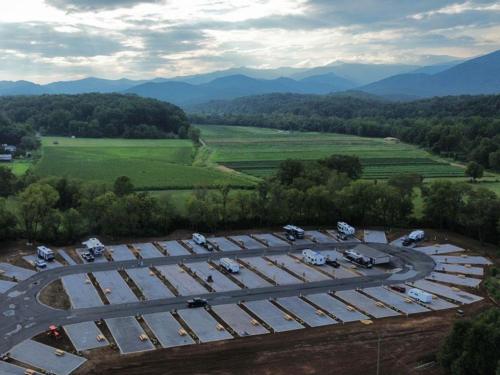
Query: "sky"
0 0 499 83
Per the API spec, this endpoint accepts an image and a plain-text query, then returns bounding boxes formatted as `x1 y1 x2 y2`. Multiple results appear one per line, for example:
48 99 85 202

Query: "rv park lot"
0 227 495 375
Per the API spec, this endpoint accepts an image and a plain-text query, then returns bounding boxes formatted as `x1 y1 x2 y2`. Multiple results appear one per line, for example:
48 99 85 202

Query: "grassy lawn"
197 125 466 179
34 137 257 189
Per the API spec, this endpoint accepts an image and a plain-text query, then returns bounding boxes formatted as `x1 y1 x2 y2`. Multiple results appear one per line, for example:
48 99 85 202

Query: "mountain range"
0 50 498 107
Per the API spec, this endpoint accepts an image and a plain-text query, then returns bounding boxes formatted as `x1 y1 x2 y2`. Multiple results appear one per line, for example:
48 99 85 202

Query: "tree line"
190 93 500 171
3 153 499 246
0 93 196 141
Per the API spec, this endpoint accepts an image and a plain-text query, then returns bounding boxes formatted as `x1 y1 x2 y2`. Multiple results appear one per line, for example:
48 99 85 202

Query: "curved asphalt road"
0 242 435 355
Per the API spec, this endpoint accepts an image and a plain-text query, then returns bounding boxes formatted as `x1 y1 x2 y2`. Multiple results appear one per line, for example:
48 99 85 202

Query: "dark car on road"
187 297 208 308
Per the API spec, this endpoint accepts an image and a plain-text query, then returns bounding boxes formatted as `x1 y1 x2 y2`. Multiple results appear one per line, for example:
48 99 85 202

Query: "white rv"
283 225 305 239
82 238 105 256
192 233 207 246
219 258 240 273
403 230 425 246
37 246 55 261
337 222 355 237
408 288 433 303
302 249 326 266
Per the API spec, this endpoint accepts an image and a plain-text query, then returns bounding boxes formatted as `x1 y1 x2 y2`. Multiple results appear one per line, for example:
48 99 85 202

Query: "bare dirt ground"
38 279 71 310
75 301 492 375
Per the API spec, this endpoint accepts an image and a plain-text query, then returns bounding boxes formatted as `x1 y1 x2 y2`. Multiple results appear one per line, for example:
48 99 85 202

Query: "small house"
0 154 13 162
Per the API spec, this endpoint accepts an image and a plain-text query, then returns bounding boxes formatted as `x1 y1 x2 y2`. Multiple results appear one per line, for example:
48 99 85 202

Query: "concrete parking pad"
158 240 191 256
228 235 263 250
362 287 430 315
108 245 136 261
335 290 401 318
182 239 210 254
58 249 77 265
125 267 174 300
267 254 331 282
133 243 163 259
93 270 138 304
415 244 464 255
426 272 481 288
177 308 233 343
252 233 289 247
9 340 86 375
61 273 103 308
212 304 269 336
187 261 240 292
23 255 63 270
77 248 108 263
387 283 458 311
143 312 195 348
430 255 492 265
274 232 313 246
0 361 41 374
64 321 109 351
305 230 336 244
208 237 242 252
275 296 336 327
229 263 272 289
409 279 482 304
156 264 209 296
390 236 407 247
105 316 154 354
0 263 35 280
244 300 304 332
363 230 388 244
240 257 303 285
0 279 17 293
434 263 484 276
304 293 369 322
326 229 361 242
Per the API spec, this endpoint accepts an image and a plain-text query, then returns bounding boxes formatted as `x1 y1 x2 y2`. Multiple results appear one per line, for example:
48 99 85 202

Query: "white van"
220 258 240 273
192 233 206 246
302 249 326 266
408 288 433 303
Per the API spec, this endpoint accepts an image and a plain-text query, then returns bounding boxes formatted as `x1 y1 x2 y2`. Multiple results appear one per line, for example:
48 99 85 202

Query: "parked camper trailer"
403 230 425 246
283 225 305 239
408 288 433 303
82 238 105 256
302 249 326 266
192 233 207 246
219 258 240 273
37 246 55 261
337 222 355 238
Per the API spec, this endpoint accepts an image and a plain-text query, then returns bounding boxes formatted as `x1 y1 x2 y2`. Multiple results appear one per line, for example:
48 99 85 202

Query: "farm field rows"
198 125 466 179
34 137 256 189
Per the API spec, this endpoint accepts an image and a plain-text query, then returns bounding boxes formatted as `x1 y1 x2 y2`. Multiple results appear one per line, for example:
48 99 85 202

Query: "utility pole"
376 333 381 375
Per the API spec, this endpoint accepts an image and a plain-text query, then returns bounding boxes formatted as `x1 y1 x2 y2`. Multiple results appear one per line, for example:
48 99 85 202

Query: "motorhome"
192 233 207 246
219 258 240 273
283 225 305 239
408 288 433 303
337 222 355 237
82 238 105 256
302 249 326 266
37 246 55 261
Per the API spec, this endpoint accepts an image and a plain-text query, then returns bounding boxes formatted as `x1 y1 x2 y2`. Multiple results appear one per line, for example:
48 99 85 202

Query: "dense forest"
0 93 193 140
190 94 500 170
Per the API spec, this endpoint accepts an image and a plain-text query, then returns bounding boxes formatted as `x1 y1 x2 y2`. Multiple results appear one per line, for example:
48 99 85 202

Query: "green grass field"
34 137 257 189
198 125 466 179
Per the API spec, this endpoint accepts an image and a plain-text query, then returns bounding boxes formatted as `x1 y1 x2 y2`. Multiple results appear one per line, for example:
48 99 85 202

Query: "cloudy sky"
0 0 499 83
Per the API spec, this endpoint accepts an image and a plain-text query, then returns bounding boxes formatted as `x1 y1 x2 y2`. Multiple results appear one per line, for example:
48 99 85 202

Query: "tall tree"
465 161 484 182
113 176 134 196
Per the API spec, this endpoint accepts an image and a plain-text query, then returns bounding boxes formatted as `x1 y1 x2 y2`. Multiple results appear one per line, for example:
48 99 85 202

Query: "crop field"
34 137 256 189
198 125 466 179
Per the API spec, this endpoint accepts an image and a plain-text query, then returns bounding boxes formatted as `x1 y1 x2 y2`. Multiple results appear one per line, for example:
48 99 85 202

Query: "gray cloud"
0 23 123 57
45 0 161 11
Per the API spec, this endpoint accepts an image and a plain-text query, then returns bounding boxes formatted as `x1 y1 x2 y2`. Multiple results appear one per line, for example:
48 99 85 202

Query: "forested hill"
190 93 500 171
190 92 500 118
0 93 192 139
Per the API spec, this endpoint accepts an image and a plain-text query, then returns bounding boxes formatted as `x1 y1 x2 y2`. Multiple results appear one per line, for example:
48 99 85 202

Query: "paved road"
0 242 434 355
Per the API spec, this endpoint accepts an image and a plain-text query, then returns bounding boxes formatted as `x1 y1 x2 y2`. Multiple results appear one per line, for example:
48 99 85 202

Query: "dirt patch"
38 279 71 310
74 301 491 375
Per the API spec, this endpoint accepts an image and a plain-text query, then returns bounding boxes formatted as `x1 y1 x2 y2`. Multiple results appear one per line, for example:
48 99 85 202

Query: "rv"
302 249 326 266
344 249 372 268
337 222 355 238
408 288 433 303
403 230 425 246
192 233 207 246
82 238 105 256
37 246 55 261
283 225 305 239
219 258 240 273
